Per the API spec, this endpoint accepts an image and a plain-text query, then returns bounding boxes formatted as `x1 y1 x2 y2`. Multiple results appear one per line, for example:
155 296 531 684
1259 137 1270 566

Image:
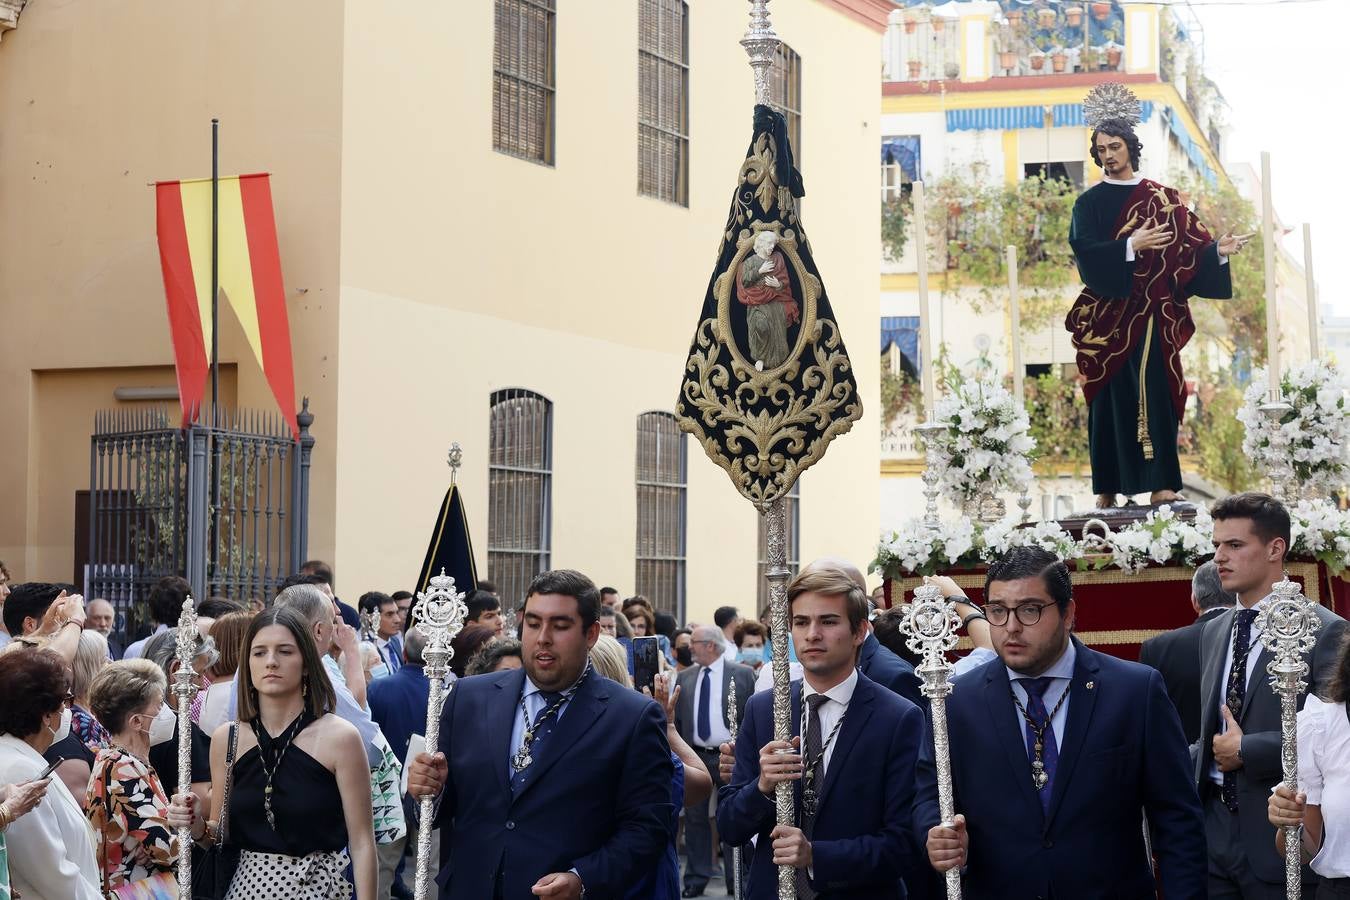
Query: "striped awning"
945 106 1047 132
1052 100 1155 128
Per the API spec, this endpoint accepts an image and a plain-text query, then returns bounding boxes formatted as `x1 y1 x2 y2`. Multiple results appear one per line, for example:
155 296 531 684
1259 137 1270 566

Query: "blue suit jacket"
718 671 924 899
859 632 926 710
367 662 430 764
431 667 673 900
914 639 1205 900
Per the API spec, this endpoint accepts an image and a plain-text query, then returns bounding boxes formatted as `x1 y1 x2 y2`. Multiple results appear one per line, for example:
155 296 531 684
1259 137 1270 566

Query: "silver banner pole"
172 597 199 899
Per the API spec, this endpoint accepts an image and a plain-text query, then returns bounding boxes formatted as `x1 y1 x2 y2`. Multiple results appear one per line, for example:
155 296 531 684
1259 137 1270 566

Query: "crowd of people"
0 491 1348 898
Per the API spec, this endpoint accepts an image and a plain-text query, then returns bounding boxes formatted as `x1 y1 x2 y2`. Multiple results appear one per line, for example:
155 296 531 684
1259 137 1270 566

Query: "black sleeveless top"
228 727 347 855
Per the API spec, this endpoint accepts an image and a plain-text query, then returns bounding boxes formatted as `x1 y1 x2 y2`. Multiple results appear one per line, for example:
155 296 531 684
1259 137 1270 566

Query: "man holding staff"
917 547 1205 897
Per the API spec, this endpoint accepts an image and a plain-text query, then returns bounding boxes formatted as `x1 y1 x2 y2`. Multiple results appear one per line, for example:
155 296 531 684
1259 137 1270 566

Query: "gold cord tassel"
1137 318 1155 461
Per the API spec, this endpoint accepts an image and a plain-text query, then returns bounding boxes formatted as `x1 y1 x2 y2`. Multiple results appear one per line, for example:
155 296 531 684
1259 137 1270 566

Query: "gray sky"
1189 0 1346 311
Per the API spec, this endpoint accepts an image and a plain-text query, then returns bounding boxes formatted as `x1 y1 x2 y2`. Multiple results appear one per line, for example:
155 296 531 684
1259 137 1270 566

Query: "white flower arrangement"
874 517 981 577
1084 504 1214 575
1290 498 1350 575
926 379 1036 502
1238 361 1350 493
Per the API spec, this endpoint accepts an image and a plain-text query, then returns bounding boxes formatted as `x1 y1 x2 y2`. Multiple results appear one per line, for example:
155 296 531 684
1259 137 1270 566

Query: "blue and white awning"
945 100 1155 132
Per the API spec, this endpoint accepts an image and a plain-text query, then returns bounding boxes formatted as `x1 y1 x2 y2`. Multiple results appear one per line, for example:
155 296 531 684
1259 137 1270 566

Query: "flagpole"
210 117 219 428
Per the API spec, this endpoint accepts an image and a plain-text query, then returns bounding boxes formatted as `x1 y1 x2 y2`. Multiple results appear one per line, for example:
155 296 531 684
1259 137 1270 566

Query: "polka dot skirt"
224 849 353 900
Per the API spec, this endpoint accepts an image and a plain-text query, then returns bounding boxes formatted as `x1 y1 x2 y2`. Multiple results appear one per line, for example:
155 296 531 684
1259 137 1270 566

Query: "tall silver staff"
173 596 199 899
1256 577 1322 900
727 677 743 900
899 582 963 900
411 569 468 900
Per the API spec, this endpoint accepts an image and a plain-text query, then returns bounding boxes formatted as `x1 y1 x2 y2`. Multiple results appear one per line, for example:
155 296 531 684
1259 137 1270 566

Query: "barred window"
756 479 801 613
634 412 687 619
488 389 553 607
638 0 690 205
768 44 802 159
493 0 556 165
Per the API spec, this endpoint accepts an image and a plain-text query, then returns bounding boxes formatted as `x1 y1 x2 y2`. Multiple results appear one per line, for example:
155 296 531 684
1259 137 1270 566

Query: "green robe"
1069 181 1231 496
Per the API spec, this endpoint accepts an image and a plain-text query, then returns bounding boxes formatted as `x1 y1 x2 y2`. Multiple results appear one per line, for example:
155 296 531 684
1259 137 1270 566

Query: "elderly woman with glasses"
141 628 218 808
0 648 102 898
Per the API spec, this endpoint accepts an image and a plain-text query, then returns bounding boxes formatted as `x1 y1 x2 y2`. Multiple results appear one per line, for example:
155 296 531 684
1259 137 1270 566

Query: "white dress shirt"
1297 695 1350 878
375 634 402 671
722 640 739 665
691 658 732 749
1209 597 1269 786
800 668 859 776
509 675 578 771
122 622 169 660
0 734 102 899
1007 639 1076 755
755 658 804 694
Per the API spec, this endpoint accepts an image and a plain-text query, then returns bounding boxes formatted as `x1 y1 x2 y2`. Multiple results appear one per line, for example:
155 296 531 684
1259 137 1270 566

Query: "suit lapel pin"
1086 681 1095 691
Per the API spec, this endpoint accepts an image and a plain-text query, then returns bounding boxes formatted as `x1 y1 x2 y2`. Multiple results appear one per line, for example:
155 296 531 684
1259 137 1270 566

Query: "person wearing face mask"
673 628 694 671
142 629 218 809
0 648 102 898
86 659 181 892
733 621 767 672
45 629 113 811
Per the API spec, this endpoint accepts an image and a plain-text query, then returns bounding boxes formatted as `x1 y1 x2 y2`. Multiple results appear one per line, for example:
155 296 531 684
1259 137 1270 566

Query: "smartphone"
36 756 63 780
631 636 661 695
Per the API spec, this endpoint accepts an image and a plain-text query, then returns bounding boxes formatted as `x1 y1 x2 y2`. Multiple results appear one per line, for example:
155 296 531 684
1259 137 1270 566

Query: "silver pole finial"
447 442 463 485
741 0 779 106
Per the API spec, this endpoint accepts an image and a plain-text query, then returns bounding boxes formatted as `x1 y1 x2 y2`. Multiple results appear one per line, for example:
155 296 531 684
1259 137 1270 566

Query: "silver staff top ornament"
899 583 962 668
1083 82 1143 128
1256 577 1321 690
413 569 468 659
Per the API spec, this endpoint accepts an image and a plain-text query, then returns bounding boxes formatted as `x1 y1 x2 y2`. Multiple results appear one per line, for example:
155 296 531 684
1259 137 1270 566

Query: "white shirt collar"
1005 637 1077 684
703 657 724 678
802 667 859 706
1102 175 1143 185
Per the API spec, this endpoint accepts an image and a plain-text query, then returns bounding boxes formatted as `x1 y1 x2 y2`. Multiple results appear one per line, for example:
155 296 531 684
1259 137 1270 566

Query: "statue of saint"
737 230 800 370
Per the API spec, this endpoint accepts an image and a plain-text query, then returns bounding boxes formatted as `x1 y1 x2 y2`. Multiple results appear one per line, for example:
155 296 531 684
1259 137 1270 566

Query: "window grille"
638 0 690 206
756 479 801 614
493 0 556 164
635 412 687 620
488 389 553 607
768 44 802 160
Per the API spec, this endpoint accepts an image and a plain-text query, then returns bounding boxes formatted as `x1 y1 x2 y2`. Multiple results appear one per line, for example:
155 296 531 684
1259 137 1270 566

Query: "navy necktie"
697 667 713 743
1221 608 1259 812
510 691 564 793
1021 677 1060 814
386 636 402 671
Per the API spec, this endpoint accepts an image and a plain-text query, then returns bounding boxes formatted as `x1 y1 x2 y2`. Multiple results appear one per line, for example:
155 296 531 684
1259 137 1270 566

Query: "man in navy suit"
408 569 673 900
718 564 925 899
918 547 1205 899
368 627 431 764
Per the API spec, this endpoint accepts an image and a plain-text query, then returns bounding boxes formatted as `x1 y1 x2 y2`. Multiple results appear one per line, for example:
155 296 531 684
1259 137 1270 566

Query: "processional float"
674 2 862 895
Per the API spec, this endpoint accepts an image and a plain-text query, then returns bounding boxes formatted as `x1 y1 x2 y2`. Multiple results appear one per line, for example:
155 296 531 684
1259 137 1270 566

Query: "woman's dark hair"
207 610 256 679
464 638 523 676
1211 492 1291 560
1089 119 1143 171
0 649 70 738
197 596 246 619
450 625 498 679
1327 632 1350 704
871 607 923 669
625 605 656 636
524 570 601 629
985 546 1073 613
733 621 768 648
653 611 678 642
237 607 337 722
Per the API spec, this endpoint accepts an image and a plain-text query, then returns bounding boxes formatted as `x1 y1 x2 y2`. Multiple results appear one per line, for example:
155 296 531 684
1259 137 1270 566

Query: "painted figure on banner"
1064 83 1249 509
737 230 800 371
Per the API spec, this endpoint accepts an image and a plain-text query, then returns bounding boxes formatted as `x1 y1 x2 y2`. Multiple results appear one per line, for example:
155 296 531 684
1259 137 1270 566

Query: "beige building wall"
335 0 883 620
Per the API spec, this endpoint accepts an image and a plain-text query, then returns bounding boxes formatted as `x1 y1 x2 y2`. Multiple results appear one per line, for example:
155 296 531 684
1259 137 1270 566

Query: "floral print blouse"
72 704 110 755
86 747 179 889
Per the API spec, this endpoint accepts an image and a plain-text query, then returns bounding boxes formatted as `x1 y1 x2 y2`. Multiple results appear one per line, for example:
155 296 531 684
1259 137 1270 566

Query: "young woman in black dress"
168 607 377 899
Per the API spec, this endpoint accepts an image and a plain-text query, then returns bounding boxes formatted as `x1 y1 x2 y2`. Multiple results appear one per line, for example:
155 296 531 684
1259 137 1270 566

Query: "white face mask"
369 664 390 680
147 704 177 747
50 706 72 743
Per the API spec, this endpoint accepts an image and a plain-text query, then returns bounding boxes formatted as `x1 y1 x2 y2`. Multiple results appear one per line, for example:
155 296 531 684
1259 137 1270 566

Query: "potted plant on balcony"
1000 47 1018 71
908 59 924 78
1081 45 1101 70
931 14 946 32
1006 8 1024 27
1051 46 1069 72
1091 1 1113 21
1037 7 1058 28
1105 41 1123 68
1029 49 1046 71
1065 5 1084 27
904 16 917 34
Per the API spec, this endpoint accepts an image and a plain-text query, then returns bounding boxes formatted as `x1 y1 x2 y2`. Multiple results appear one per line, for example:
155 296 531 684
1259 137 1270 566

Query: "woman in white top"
1270 635 1350 896
0 647 102 899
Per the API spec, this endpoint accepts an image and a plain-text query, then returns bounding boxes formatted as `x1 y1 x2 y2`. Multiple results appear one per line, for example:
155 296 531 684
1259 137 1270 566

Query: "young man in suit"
1138 560 1234 744
1198 492 1348 898
408 569 673 900
919 546 1206 898
674 625 756 897
718 564 925 899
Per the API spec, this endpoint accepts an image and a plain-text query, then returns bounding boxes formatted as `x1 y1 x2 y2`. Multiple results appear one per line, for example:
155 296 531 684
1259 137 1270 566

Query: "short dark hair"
359 591 395 614
870 607 923 668
237 607 336 722
625 605 655 635
465 590 502 622
598 606 617 619
1191 561 1236 611
3 582 68 636
734 621 767 647
1328 632 1350 704
475 579 498 595
390 591 414 604
525 570 601 630
450 625 498 678
623 595 653 613
599 587 619 598
1090 119 1143 170
147 576 192 626
276 572 330 603
654 611 677 641
465 637 523 676
0 649 70 738
714 606 739 629
197 596 246 619
1211 492 1291 559
300 560 334 588
985 546 1073 613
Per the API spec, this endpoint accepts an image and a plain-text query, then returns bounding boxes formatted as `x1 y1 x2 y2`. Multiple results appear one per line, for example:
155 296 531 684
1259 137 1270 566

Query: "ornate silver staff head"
1256 577 1321 689
447 441 463 484
173 597 199 697
413 569 468 675
359 607 379 643
741 0 778 106
898 582 961 699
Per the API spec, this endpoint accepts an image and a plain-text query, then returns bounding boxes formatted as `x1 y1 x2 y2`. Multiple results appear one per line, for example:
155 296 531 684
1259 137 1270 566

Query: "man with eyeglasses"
916 546 1205 898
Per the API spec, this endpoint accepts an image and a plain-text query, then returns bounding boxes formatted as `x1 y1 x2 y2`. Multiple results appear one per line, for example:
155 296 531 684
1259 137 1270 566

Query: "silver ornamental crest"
413 569 468 663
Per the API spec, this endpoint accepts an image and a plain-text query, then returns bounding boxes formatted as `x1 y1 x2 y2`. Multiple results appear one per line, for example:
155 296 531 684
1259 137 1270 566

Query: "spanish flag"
155 174 297 434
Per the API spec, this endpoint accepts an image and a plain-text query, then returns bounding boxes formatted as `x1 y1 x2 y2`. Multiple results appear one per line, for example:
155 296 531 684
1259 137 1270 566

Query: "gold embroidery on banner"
1137 317 1155 460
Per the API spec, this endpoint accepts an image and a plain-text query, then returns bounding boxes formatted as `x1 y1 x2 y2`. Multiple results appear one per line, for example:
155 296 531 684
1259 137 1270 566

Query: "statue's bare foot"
755 359 764 371
1095 493 1117 509
1150 490 1183 505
